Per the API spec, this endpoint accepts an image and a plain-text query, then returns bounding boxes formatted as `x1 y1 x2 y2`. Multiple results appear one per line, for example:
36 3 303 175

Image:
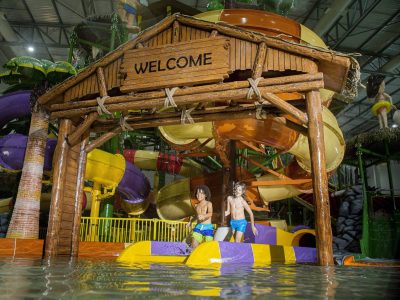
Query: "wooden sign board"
120 37 231 93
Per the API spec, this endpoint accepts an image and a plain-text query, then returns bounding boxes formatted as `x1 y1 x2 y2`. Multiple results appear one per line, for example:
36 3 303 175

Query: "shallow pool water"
0 258 399 299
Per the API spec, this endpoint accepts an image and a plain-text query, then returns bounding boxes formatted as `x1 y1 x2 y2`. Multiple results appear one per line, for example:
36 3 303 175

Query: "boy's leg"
235 231 244 242
191 231 202 249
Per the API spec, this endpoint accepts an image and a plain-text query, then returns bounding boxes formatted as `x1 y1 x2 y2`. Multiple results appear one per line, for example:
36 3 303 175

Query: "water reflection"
0 258 399 299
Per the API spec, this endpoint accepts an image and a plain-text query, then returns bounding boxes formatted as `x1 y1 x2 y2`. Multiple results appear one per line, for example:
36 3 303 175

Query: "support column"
45 119 72 258
6 106 49 239
71 136 89 257
306 90 334 266
221 140 236 226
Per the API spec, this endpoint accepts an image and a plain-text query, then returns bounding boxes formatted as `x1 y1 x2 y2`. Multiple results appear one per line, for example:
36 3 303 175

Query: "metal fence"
79 217 194 243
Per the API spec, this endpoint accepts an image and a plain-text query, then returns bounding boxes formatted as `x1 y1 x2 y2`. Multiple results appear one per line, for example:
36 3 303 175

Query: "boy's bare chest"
196 203 208 214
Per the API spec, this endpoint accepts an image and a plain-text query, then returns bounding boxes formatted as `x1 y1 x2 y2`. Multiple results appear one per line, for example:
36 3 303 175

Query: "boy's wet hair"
195 185 211 200
233 181 246 192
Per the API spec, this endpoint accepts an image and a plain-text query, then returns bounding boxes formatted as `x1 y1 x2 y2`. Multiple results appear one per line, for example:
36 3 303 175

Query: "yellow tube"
288 107 345 173
257 174 302 202
156 178 194 220
85 149 126 188
158 123 215 151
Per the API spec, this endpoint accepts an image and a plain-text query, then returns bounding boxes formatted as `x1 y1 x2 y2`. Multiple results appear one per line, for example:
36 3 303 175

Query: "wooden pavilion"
35 14 359 265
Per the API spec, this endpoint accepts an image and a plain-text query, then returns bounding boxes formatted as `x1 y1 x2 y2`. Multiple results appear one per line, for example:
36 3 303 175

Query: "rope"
181 107 195 124
247 77 263 102
119 115 133 131
164 87 178 108
96 95 111 115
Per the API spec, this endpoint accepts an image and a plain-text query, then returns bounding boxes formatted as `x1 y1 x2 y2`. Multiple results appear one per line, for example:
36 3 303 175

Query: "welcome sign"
120 37 231 92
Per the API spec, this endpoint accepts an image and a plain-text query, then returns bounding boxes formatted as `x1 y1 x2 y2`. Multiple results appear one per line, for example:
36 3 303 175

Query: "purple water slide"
0 133 56 171
0 90 150 206
118 161 151 204
0 134 150 204
0 91 32 129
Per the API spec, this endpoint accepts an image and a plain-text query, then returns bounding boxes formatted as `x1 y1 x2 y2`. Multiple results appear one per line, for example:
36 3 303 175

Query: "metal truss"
323 0 382 49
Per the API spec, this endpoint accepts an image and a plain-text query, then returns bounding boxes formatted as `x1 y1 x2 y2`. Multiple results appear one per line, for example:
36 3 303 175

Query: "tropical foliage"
0 56 77 89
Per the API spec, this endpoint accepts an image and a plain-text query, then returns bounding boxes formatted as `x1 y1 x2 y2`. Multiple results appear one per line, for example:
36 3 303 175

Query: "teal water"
0 258 399 299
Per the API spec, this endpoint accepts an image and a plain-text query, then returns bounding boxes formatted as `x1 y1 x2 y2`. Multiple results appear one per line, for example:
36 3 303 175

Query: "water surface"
0 258 399 299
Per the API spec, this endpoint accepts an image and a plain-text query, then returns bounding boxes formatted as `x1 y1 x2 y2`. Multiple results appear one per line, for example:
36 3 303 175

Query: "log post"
71 135 89 257
306 90 334 266
45 119 72 258
221 140 236 226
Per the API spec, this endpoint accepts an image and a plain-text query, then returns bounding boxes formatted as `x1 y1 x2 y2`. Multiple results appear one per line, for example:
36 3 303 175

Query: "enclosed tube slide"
123 149 203 177
155 10 345 220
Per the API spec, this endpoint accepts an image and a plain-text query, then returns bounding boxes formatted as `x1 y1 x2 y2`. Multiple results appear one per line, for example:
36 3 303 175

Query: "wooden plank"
295 56 302 72
172 21 179 43
124 45 228 77
290 53 296 71
279 50 285 71
229 38 236 71
245 41 252 70
285 52 291 70
273 48 279 71
121 73 230 92
121 37 230 92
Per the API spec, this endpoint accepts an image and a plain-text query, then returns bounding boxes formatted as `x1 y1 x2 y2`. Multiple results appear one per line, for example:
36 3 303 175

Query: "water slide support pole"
306 90 334 266
89 182 101 242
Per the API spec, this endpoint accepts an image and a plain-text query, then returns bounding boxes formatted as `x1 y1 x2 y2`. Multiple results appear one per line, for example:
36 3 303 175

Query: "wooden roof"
38 13 359 109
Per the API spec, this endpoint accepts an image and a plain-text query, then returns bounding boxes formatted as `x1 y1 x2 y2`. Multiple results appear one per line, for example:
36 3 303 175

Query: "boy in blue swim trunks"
186 185 214 249
225 182 258 242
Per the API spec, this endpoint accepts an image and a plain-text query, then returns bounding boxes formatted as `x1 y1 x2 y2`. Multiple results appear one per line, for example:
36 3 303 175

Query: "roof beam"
313 0 353 36
325 0 382 49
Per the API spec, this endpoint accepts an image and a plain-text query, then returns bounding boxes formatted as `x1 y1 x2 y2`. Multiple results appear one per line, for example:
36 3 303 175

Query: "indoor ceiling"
0 0 399 138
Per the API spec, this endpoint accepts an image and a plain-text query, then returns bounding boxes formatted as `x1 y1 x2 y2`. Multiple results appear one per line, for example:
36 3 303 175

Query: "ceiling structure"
0 0 399 138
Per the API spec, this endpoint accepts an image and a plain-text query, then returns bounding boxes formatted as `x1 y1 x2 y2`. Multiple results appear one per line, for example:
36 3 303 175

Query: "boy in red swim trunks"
186 185 214 250
225 182 258 242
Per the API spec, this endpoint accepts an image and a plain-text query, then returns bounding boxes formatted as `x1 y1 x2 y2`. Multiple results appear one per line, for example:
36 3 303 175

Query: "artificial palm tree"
1 56 76 239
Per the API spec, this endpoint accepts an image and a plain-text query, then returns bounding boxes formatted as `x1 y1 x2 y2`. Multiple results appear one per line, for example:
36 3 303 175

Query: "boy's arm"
243 199 258 236
186 210 197 228
225 196 231 216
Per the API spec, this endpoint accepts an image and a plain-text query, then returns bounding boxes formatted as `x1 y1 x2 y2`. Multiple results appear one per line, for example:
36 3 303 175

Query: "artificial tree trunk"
6 104 49 239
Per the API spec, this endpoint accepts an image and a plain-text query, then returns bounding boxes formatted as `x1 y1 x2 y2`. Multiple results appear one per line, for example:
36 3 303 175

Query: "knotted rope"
181 107 195 124
247 77 263 102
96 95 111 115
164 87 179 108
119 115 133 131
